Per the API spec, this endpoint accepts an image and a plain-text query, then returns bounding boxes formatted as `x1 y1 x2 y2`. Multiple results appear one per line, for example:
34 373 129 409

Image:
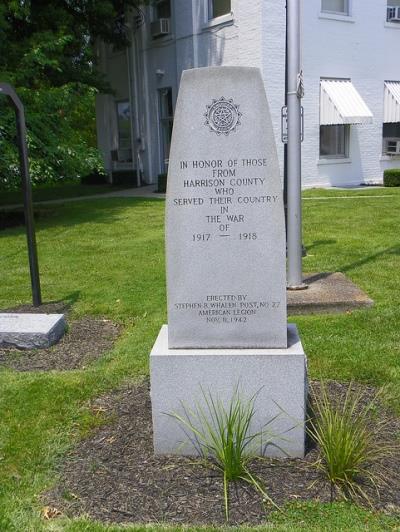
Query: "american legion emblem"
204 96 242 136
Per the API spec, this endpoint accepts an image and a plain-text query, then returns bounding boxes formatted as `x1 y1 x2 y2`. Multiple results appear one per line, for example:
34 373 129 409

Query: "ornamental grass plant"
169 385 281 520
307 382 397 504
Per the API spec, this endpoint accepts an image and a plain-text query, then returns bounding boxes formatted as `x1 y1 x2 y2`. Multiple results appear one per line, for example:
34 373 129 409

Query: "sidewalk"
0 185 166 211
1 184 391 211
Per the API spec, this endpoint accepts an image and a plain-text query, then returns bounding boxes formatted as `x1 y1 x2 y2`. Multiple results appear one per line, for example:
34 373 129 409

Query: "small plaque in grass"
0 313 66 349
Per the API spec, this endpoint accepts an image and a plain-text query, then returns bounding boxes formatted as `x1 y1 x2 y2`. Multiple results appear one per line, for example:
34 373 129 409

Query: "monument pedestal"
150 324 308 458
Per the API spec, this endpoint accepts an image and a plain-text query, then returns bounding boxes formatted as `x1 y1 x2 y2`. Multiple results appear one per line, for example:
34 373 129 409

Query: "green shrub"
169 385 280 520
0 84 105 191
157 173 167 193
383 169 400 187
111 170 137 187
307 382 396 504
81 171 108 186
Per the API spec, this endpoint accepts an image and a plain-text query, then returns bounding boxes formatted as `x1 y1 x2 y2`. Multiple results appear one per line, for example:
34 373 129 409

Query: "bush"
383 169 400 187
157 173 167 193
111 170 137 187
0 83 105 191
81 170 108 185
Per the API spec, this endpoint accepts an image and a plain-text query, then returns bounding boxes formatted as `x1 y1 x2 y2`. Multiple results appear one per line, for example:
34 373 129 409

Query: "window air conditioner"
150 18 170 38
387 6 400 21
384 138 400 155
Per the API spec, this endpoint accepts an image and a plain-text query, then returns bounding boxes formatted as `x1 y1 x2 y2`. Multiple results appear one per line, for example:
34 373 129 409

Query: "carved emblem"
204 97 242 136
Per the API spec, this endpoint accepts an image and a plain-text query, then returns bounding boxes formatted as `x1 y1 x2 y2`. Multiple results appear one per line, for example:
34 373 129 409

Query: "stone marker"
0 313 66 349
151 67 307 457
166 67 287 349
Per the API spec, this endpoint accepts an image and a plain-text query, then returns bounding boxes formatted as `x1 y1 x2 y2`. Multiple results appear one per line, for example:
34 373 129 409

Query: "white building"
95 0 400 188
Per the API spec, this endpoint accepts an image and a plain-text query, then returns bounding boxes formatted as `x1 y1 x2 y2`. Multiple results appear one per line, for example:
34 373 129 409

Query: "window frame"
157 87 174 174
321 0 350 16
152 0 171 20
386 1 400 24
208 0 232 21
382 122 400 156
319 124 350 160
115 100 133 163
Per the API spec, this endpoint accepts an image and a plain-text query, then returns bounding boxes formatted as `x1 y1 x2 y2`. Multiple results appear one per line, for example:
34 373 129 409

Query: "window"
154 0 171 19
151 0 171 39
387 0 400 22
209 0 231 19
116 101 132 162
382 123 400 155
321 0 349 15
158 88 174 173
320 125 349 158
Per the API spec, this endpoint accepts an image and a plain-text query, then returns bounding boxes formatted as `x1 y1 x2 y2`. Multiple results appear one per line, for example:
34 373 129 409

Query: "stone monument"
150 67 308 457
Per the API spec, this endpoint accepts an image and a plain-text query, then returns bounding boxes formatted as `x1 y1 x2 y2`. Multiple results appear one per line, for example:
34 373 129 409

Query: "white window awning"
384 81 400 123
320 79 373 125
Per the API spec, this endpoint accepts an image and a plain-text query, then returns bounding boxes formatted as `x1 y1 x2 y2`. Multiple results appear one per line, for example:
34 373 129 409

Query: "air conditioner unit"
387 6 400 21
384 138 400 155
150 18 170 38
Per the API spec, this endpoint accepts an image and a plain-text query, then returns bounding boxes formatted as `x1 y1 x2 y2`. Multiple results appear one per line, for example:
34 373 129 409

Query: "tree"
0 0 146 89
0 0 147 189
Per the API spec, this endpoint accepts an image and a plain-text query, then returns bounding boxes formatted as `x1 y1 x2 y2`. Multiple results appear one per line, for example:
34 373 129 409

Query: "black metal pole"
0 83 42 306
15 106 42 306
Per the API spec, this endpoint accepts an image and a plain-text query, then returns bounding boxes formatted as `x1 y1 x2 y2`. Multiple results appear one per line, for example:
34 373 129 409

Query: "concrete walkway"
2 185 394 211
102 185 165 200
0 185 165 211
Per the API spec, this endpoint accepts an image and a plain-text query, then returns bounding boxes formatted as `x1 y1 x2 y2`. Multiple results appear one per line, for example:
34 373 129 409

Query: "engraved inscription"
174 294 282 325
169 151 284 328
171 157 278 244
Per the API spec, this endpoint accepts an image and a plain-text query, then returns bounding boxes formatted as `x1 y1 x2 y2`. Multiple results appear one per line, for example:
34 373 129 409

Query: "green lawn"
0 182 126 207
0 188 399 531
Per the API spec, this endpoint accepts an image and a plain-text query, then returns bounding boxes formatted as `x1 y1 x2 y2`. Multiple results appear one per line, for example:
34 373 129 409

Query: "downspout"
131 18 146 187
126 44 139 186
140 19 154 183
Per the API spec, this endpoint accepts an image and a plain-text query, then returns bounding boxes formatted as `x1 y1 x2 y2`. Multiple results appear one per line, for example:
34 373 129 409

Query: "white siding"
301 0 400 187
97 0 400 187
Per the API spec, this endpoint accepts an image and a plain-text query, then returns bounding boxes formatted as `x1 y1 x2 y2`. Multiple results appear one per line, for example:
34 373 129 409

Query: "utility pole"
286 0 307 290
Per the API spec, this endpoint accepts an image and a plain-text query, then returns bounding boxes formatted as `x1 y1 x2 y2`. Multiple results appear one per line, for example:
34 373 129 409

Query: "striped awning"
384 81 400 123
320 79 373 125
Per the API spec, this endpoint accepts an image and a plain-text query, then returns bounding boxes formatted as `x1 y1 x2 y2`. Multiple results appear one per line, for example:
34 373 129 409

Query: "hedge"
383 169 400 187
157 173 167 193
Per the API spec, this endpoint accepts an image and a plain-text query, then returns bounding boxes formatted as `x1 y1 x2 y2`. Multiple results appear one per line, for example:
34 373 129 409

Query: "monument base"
150 324 308 458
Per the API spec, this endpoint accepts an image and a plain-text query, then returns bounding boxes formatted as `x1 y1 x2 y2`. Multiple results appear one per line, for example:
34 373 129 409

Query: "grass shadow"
339 245 400 273
0 197 164 237
306 239 337 253
2 291 81 314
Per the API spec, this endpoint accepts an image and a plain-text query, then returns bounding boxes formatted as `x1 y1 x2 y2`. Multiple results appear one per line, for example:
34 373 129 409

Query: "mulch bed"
46 381 400 526
0 302 121 371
